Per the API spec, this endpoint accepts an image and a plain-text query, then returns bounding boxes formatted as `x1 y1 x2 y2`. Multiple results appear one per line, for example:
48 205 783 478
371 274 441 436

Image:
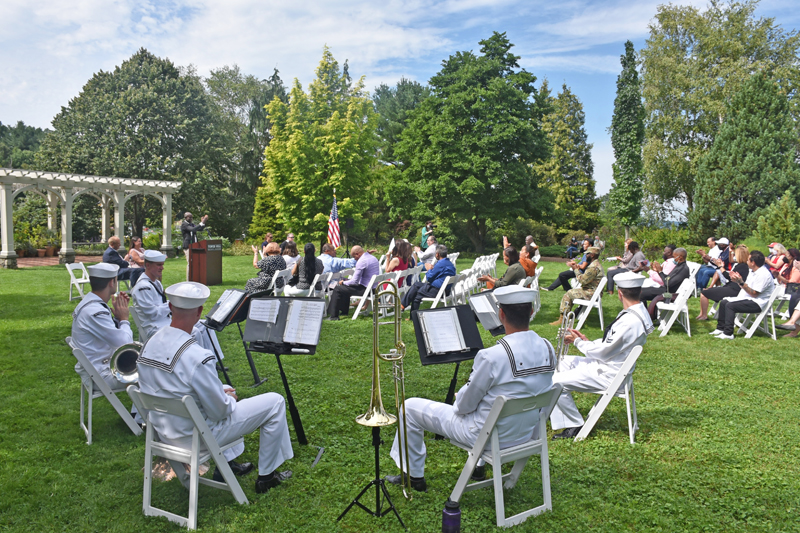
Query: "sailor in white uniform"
136 282 293 493
130 250 226 359
386 285 555 491
550 271 653 439
70 262 142 422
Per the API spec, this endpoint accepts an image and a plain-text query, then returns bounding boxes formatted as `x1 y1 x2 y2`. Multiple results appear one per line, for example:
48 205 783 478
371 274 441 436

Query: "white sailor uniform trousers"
131 273 224 357
390 330 555 477
137 326 293 474
550 303 652 430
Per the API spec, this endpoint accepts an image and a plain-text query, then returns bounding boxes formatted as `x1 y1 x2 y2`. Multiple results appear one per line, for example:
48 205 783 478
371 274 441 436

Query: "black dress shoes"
255 470 293 493
385 473 427 492
471 465 486 481
552 426 582 440
212 460 254 481
326 316 340 321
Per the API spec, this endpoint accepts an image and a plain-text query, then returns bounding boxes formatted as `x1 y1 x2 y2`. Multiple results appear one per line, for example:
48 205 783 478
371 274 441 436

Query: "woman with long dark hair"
285 243 324 296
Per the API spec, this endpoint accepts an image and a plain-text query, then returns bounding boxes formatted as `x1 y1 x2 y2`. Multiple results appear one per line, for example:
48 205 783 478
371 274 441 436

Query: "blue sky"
1 0 797 194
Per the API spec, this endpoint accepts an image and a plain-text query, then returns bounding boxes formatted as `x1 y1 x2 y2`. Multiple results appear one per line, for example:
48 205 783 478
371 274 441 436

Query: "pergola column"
113 191 125 239
160 193 176 258
0 183 18 268
47 191 59 232
100 194 112 243
58 187 75 264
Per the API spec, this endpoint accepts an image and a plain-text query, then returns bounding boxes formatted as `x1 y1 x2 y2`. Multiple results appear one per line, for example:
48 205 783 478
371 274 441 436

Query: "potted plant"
44 230 58 257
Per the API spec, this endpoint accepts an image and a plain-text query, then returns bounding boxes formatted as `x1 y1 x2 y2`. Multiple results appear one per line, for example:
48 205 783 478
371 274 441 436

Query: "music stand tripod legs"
337 426 406 530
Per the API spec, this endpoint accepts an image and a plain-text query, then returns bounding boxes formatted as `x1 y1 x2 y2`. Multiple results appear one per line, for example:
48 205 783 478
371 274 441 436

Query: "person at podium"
181 212 208 280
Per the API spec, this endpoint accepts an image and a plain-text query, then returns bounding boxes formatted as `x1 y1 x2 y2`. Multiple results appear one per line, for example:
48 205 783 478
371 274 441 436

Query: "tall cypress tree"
690 71 800 242
608 41 645 239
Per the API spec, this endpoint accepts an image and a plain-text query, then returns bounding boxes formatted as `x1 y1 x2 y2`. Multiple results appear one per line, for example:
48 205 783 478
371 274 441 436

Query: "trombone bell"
110 342 142 385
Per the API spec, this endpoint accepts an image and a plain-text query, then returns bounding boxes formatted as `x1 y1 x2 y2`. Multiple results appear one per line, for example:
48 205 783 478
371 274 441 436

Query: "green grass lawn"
1 256 798 532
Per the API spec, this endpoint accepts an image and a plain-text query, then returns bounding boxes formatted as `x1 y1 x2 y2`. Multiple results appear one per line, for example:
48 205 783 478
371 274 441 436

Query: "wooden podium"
188 240 223 285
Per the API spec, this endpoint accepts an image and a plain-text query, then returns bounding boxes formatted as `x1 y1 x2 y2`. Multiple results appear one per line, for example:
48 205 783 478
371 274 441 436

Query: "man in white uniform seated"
386 285 555 491
70 262 142 423
550 271 653 439
131 250 226 361
136 282 294 492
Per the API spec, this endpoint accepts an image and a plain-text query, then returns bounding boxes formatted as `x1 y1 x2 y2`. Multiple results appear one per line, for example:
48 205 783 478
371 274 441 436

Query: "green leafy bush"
539 244 565 257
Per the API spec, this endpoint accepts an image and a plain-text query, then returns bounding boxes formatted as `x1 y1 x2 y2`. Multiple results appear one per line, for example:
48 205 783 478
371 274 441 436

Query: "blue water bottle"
442 499 461 533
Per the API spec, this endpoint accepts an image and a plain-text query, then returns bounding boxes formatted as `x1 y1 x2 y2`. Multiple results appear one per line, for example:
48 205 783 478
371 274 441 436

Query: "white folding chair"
686 261 701 297
307 273 324 298
128 304 149 342
421 275 460 309
574 345 643 444
351 272 395 320
531 266 544 291
573 277 607 330
67 337 142 444
66 262 91 301
268 268 293 296
448 252 460 269
735 284 785 340
127 386 248 530
656 279 694 337
448 386 563 527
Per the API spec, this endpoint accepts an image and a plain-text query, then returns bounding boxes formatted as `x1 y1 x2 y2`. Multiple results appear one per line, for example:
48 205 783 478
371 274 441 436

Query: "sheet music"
471 295 495 315
388 238 396 254
209 289 245 323
470 294 502 330
283 300 326 345
420 308 467 354
249 299 280 323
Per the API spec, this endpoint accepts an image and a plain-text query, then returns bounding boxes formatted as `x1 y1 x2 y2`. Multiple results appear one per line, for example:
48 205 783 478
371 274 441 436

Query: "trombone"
355 280 412 500
109 342 142 384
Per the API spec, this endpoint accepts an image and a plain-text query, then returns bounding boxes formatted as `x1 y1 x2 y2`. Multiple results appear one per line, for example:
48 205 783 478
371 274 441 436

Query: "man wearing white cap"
70 262 142 422
130 250 227 362
550 271 653 439
386 285 555 491
136 282 293 493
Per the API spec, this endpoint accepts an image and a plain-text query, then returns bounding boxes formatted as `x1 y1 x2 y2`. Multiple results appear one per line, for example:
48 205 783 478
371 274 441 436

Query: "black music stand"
241 296 326 446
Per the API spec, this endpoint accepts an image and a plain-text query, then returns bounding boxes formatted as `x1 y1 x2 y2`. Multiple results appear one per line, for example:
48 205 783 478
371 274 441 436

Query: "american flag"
327 195 341 248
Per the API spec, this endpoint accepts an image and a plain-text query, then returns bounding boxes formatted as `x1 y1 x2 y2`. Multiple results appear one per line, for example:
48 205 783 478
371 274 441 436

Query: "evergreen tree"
754 193 800 249
608 40 645 239
250 47 377 243
373 78 430 164
533 80 598 234
690 72 800 242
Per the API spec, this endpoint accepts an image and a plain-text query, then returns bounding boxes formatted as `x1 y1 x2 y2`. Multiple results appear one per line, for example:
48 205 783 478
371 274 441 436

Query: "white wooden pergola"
0 168 182 268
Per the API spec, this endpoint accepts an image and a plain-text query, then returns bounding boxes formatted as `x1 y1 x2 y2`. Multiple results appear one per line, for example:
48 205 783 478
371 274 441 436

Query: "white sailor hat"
143 250 167 263
87 263 119 279
165 282 210 309
717 237 729 245
494 285 537 305
614 271 646 288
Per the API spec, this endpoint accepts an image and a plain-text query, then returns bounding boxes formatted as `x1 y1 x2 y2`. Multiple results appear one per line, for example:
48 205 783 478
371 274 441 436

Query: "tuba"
554 311 575 368
109 342 142 384
356 280 413 499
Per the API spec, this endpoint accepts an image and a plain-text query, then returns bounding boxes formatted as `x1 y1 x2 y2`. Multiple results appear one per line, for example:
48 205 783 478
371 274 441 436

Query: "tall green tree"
533 80 598 234
640 0 800 214
689 72 800 242
250 47 378 243
392 32 551 252
36 49 225 239
373 78 430 164
608 40 645 239
754 193 800 249
0 121 47 169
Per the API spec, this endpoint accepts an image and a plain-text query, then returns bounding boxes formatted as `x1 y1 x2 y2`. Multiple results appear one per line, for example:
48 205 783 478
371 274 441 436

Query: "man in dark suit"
639 247 690 319
181 212 208 279
102 236 144 287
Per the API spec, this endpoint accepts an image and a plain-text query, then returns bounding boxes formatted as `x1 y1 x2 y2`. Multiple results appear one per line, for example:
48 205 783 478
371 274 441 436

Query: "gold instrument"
356 280 412 499
554 311 576 367
110 342 142 384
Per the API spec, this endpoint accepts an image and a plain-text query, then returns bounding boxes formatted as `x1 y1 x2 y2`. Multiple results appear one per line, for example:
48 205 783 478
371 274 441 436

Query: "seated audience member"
519 244 538 277
285 244 324 297
544 238 593 292
707 238 735 287
246 242 287 294
103 236 144 287
549 271 653 439
639 247 690 320
550 246 603 326
696 245 750 320
128 236 145 268
70 263 141 423
385 285 553 492
414 235 437 267
401 245 456 313
260 233 273 254
478 247 525 289
280 233 295 255
606 241 648 293
326 246 380 320
565 237 580 259
319 243 357 274
385 241 416 287
765 243 788 273
282 241 300 270
642 245 677 288
774 247 800 284
137 282 293 492
710 250 775 340
694 237 722 290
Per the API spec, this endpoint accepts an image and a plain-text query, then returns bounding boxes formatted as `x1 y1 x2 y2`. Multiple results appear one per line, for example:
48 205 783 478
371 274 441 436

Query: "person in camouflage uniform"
550 247 604 326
